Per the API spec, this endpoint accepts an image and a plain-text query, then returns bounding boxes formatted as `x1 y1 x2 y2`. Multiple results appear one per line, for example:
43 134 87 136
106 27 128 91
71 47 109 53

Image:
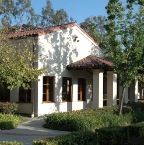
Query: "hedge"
33 122 144 145
0 114 21 130
0 102 18 114
43 106 133 131
0 141 23 145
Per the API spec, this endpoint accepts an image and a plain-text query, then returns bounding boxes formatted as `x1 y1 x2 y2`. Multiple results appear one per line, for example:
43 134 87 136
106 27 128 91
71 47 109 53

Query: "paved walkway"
0 117 69 145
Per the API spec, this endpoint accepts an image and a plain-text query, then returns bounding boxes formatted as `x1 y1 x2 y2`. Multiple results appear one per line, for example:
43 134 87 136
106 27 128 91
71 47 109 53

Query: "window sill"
61 101 72 102
42 101 55 103
17 102 31 103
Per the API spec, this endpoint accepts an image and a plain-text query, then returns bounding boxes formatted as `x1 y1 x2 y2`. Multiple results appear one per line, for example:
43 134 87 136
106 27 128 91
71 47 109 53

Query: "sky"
31 0 109 24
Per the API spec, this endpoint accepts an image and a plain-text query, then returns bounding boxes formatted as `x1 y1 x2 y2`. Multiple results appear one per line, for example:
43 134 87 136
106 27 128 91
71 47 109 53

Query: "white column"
129 77 138 102
107 71 117 106
72 79 78 102
124 87 129 104
93 70 103 108
135 76 138 102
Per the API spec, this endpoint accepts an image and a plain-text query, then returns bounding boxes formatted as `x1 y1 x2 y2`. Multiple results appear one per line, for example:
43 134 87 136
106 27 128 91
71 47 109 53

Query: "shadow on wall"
38 27 102 113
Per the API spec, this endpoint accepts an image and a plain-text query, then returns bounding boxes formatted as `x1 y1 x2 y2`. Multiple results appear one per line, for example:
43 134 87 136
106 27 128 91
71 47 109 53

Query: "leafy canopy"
0 29 44 89
105 0 144 88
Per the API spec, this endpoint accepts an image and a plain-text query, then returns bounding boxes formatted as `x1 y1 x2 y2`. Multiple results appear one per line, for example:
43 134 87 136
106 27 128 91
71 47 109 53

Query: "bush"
129 121 144 138
33 131 96 145
43 113 92 131
43 106 133 131
0 113 21 130
96 122 144 145
0 141 23 145
96 126 129 145
34 122 144 145
0 102 18 114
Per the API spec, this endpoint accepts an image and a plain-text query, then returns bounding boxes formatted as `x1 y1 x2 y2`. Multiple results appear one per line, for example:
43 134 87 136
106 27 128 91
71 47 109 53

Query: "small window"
19 82 31 103
78 78 86 101
62 77 72 102
43 76 55 102
0 83 10 102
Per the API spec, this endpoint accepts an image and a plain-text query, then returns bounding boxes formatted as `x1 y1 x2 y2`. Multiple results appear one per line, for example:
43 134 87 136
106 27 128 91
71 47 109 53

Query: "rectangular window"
78 78 86 101
62 77 72 102
0 83 10 102
43 76 55 102
19 82 31 103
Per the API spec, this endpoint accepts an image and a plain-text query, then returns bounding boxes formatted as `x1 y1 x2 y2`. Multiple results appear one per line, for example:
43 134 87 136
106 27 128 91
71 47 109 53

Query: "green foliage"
34 122 144 145
80 16 108 48
0 0 39 28
105 0 144 114
43 105 133 132
41 0 73 27
0 113 21 129
44 102 144 133
96 122 144 145
0 0 73 28
0 31 44 90
0 141 23 145
0 102 18 114
33 131 96 145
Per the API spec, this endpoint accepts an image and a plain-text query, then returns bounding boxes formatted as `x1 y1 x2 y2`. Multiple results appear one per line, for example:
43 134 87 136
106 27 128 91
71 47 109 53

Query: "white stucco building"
2 22 143 116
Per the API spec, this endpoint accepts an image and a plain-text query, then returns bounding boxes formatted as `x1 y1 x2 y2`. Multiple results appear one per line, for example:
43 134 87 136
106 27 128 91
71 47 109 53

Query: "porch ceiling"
67 55 113 71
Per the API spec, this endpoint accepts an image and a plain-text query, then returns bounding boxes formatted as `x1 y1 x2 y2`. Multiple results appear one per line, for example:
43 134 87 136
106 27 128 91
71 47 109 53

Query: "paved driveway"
0 117 69 145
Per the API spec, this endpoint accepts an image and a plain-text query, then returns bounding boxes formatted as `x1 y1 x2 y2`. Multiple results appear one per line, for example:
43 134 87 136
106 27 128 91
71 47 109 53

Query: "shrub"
43 106 133 131
0 114 21 130
0 102 19 114
43 113 92 131
96 122 144 145
129 121 144 137
96 126 129 145
33 131 96 145
0 141 23 145
34 122 144 145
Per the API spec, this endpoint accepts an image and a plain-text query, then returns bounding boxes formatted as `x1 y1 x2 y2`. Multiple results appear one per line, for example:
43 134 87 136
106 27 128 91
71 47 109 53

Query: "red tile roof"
67 55 113 70
8 22 98 45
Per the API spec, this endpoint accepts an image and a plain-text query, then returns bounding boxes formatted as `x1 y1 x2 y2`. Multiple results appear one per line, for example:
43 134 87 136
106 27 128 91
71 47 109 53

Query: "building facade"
1 22 142 116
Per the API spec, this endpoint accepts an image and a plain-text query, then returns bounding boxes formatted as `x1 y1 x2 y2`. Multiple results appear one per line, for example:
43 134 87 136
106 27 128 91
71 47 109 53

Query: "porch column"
93 70 103 108
107 71 117 106
129 77 138 102
124 87 129 104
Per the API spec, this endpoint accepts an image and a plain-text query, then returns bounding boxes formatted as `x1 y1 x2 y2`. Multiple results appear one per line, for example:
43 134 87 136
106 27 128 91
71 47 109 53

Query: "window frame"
62 77 72 102
19 82 31 103
43 76 55 103
78 78 86 101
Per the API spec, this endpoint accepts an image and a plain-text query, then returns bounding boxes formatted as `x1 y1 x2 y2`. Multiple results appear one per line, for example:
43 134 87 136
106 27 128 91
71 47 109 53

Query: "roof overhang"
67 55 113 71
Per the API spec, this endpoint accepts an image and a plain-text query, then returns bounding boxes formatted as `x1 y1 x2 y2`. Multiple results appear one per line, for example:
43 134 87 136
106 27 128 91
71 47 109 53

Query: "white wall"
36 26 102 116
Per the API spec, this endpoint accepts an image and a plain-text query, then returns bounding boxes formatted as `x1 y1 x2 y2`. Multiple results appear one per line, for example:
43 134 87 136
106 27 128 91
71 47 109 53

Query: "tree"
0 0 73 29
0 29 44 90
105 0 144 114
41 0 74 27
0 0 39 29
80 16 108 49
52 9 74 26
0 0 14 27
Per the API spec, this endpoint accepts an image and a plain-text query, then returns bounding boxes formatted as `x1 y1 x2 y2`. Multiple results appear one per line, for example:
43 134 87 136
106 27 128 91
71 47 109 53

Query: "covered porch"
67 55 139 108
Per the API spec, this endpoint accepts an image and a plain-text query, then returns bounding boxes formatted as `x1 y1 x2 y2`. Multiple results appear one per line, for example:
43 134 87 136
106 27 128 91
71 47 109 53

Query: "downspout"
31 36 37 118
31 80 34 118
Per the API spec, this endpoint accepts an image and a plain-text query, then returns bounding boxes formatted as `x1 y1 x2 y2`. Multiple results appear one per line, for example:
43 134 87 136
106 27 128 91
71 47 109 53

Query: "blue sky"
31 0 108 24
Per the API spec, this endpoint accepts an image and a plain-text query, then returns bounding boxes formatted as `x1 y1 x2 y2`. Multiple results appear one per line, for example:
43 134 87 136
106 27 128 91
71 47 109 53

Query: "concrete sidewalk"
0 117 69 145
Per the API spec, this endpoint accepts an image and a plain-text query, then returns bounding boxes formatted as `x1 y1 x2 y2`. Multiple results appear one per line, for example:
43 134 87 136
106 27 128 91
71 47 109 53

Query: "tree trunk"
119 87 125 115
